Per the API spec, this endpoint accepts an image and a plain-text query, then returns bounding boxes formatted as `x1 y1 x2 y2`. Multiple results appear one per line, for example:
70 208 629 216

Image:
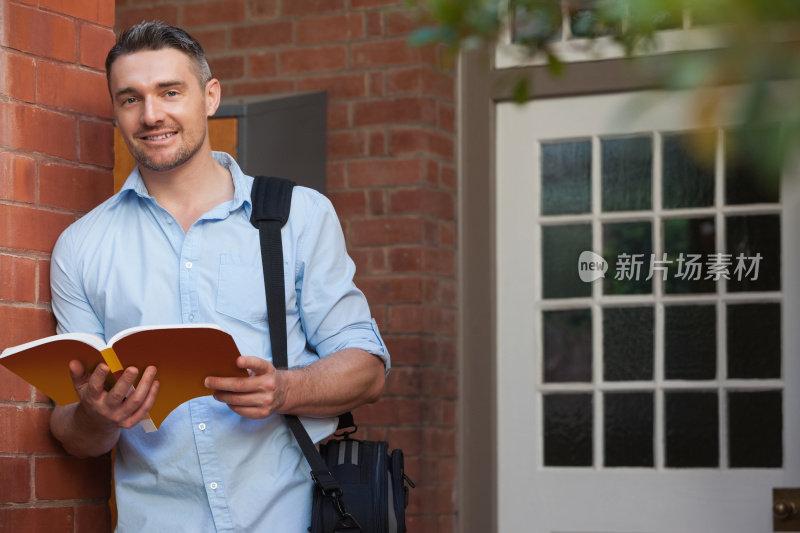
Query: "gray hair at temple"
105 21 213 89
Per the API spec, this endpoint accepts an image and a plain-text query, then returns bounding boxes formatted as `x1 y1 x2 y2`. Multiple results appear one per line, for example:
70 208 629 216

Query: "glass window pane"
664 305 716 380
604 392 654 467
542 224 592 299
665 391 719 467
603 221 653 295
601 136 652 212
603 306 654 381
728 390 782 468
725 126 781 205
726 214 781 293
662 131 715 209
541 140 591 215
663 217 716 294
543 309 592 383
727 303 781 379
543 393 593 467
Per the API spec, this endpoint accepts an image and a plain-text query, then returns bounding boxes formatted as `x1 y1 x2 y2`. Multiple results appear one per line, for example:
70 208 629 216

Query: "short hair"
105 21 212 87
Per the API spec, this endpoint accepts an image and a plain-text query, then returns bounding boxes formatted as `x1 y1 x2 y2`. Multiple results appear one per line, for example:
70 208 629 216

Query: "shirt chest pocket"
216 254 268 324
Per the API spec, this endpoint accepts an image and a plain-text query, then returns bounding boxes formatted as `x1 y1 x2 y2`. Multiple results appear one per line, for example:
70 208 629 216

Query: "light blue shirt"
50 152 389 532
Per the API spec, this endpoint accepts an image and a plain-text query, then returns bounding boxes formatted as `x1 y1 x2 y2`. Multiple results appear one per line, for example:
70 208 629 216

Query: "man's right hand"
50 361 159 457
70 360 159 430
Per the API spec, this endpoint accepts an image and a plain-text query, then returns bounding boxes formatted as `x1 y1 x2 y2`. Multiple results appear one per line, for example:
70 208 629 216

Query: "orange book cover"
0 324 246 431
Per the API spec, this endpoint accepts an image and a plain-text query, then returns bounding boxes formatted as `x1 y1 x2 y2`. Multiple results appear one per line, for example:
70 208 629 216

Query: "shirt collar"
116 151 254 218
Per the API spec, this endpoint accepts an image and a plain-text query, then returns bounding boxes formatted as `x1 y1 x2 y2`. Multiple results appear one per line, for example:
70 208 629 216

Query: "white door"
496 88 800 533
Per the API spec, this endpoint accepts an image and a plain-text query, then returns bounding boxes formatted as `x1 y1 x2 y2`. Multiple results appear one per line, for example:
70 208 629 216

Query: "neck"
140 146 234 232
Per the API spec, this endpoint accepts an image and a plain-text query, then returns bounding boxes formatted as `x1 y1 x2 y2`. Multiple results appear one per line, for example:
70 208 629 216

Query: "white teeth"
144 132 175 141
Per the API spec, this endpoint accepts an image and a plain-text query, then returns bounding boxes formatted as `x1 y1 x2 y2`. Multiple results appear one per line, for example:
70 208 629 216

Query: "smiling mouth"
141 132 177 141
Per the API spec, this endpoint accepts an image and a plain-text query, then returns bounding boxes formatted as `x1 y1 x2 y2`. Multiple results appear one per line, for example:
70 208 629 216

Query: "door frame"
455 46 742 533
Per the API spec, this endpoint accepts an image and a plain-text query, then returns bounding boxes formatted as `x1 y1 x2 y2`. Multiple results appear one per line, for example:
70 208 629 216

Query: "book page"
107 322 225 347
1 332 107 358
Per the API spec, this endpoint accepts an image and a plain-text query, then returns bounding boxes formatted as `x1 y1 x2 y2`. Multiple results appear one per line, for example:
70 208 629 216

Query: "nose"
141 96 165 126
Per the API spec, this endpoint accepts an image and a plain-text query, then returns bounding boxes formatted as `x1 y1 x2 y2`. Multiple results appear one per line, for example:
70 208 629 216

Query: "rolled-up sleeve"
294 193 390 372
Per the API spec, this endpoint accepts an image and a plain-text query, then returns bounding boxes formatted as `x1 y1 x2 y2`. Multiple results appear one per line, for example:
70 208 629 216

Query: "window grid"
536 127 783 470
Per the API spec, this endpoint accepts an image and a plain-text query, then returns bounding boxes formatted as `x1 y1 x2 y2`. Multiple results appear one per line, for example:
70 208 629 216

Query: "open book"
0 324 245 431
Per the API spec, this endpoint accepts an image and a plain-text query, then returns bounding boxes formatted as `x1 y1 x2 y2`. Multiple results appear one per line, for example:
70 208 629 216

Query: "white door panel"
496 89 798 533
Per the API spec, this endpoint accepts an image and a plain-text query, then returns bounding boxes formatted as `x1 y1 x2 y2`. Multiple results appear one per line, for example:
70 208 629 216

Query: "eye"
123 97 138 105
166 90 179 97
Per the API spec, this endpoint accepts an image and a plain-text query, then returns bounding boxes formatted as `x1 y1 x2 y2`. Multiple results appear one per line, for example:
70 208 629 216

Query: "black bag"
250 176 414 533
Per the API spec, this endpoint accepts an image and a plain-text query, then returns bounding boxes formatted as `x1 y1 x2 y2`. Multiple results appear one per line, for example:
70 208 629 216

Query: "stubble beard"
132 127 207 172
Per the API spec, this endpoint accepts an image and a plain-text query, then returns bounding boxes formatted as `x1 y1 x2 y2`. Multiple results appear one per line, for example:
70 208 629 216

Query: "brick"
328 130 367 160
78 120 114 168
0 406 61 454
385 9 419 36
80 24 116 71
208 56 245 81
423 306 456 336
384 366 424 395
389 188 454 219
185 0 246 26
328 190 367 217
368 131 386 155
0 507 73 533
368 71 384 97
349 158 425 187
248 0 278 19
0 204 76 253
440 220 456 248
280 46 348 75
327 102 349 129
387 66 454 99
39 162 113 212
352 0 401 7
230 21 293 49
368 189 385 215
0 101 77 160
249 51 277 78
0 254 36 302
353 97 437 127
388 246 422 272
414 484 456 514
0 49 36 102
356 397 424 425
36 455 111 500
0 151 36 203
41 0 115 26
366 11 383 37
38 260 52 303
192 29 228 55
326 161 346 190
2 4 76 62
441 163 456 190
0 365 32 402
37 61 112 118
297 13 365 45
229 79 295 97
281 0 345 17
115 6 179 31
390 128 454 159
350 216 423 246
0 456 30 503
297 73 367 100
358 277 422 304
386 426 423 455
75 503 111 533
351 39 418 68
382 335 423 365
438 102 455 131
424 248 455 276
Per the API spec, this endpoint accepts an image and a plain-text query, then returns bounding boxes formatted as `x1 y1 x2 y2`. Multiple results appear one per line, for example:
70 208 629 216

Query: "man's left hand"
205 356 287 419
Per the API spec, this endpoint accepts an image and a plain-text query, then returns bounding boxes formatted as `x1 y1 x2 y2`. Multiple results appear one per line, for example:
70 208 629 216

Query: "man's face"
109 48 216 173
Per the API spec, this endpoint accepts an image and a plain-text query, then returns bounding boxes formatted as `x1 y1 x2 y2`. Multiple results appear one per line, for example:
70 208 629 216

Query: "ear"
205 78 221 117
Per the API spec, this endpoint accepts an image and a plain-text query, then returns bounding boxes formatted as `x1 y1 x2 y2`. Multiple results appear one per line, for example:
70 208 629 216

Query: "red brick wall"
115 1 458 529
0 0 116 530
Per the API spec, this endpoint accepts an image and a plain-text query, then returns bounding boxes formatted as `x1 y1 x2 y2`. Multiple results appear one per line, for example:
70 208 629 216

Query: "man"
48 21 389 532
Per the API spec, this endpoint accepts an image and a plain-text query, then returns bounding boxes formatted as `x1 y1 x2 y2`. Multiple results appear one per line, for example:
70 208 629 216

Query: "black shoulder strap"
250 176 362 532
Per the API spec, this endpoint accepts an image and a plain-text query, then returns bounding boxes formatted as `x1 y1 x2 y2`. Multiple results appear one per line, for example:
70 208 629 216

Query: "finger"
238 355 273 376
212 390 273 407
120 379 160 429
122 366 158 405
83 364 111 398
68 360 87 380
105 367 139 407
226 404 271 420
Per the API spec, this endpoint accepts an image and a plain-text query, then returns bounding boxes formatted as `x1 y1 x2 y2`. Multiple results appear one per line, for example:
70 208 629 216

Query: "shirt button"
198 423 206 431
185 261 193 269
210 482 218 490
188 314 195 322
